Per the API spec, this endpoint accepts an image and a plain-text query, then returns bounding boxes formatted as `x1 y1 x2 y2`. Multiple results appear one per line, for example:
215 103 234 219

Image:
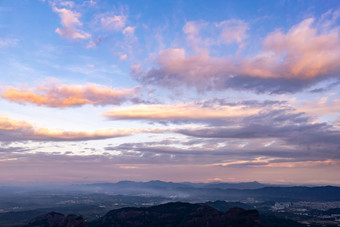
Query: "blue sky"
0 0 340 184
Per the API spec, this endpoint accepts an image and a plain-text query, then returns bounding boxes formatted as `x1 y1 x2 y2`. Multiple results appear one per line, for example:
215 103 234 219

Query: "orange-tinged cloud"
0 115 139 142
265 159 339 168
211 157 273 167
212 158 339 168
158 17 340 80
1 83 138 107
103 103 261 121
242 18 340 79
0 116 31 130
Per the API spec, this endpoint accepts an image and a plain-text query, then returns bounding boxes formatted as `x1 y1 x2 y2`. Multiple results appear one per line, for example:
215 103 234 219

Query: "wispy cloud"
177 109 340 154
1 83 140 107
90 6 134 48
99 14 127 31
216 19 249 44
183 19 249 53
183 21 208 53
86 35 104 48
93 5 128 32
123 26 136 39
0 38 18 48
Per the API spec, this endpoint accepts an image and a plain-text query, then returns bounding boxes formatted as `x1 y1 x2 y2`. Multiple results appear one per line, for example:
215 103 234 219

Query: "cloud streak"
1 83 140 107
177 109 340 154
103 101 266 123
0 115 141 142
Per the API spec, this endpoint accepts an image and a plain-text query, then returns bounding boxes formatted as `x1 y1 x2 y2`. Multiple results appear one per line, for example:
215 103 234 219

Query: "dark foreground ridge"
24 202 262 227
24 212 87 227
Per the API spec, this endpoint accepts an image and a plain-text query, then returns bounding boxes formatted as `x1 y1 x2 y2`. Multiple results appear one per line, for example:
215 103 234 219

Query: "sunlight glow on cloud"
103 102 261 122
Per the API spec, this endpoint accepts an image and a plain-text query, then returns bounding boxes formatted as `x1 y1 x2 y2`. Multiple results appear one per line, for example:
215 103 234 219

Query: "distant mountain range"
1 181 340 203
84 180 269 190
77 180 340 202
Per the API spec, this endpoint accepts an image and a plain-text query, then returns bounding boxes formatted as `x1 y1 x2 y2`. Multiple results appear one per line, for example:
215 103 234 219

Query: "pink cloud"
183 21 207 53
183 21 201 38
52 5 90 39
137 48 231 91
182 20 248 53
123 26 135 37
140 13 340 93
243 17 340 79
119 53 128 60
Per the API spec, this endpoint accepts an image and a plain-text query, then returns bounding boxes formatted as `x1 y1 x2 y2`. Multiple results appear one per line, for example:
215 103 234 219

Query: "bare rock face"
24 212 88 227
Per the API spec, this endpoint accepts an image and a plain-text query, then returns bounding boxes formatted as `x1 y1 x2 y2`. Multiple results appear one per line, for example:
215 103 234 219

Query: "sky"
1 0 340 185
